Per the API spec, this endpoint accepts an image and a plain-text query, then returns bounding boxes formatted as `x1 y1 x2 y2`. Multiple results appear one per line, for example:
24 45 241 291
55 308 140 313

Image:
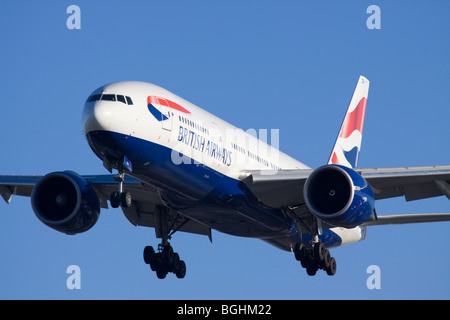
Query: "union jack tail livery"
328 75 370 168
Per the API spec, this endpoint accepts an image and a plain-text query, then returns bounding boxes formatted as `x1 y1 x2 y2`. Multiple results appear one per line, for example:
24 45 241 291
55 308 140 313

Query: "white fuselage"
82 81 365 250
84 81 308 179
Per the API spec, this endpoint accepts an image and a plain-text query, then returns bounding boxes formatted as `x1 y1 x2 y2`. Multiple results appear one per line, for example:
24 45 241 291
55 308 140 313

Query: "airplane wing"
0 174 211 237
240 164 450 225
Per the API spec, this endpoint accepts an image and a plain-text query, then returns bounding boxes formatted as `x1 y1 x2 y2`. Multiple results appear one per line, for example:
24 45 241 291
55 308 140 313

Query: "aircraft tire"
162 245 174 265
156 269 167 279
314 242 326 264
110 192 121 208
143 246 156 264
120 192 132 208
326 257 337 276
306 265 318 276
320 249 331 269
176 260 186 279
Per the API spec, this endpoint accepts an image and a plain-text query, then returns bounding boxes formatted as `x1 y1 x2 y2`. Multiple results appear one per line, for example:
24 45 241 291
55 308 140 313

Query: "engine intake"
31 171 100 235
304 165 375 228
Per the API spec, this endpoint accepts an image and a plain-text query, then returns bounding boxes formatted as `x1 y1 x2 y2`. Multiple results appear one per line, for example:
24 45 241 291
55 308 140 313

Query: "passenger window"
117 95 126 104
102 94 116 101
126 96 133 105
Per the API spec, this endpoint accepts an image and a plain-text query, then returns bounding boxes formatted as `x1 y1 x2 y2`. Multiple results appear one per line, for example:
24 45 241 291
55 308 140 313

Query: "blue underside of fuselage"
85 130 343 251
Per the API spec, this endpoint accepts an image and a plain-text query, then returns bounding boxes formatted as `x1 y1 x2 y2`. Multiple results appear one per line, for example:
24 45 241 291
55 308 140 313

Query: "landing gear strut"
294 240 336 276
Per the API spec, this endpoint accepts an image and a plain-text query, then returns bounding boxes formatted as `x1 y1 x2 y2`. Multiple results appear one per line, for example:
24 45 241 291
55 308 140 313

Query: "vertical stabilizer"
328 76 370 168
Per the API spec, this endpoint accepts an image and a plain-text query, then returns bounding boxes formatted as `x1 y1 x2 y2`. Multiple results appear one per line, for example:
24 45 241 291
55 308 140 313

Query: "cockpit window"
88 94 102 102
86 93 133 105
117 95 126 104
102 94 116 101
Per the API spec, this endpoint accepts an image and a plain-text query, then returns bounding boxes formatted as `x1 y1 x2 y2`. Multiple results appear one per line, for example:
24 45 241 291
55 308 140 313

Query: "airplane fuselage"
82 81 365 251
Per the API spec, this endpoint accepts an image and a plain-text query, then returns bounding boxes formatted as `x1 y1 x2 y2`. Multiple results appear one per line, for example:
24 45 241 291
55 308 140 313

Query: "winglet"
328 75 370 168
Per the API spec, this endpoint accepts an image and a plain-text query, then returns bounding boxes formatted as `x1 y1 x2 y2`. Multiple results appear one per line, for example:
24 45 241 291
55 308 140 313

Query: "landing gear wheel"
162 245 174 265
110 192 121 208
120 192 132 208
294 240 337 276
143 246 156 265
322 249 331 269
156 269 167 279
171 253 181 272
306 265 318 276
176 260 186 279
314 242 326 263
325 257 337 276
110 192 132 208
143 243 186 279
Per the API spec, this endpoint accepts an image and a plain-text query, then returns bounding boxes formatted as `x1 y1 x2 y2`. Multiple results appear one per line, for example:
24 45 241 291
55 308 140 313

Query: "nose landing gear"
109 172 132 208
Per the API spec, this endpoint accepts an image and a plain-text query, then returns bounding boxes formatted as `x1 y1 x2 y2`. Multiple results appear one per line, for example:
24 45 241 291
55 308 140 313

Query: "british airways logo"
147 96 191 121
330 96 367 168
177 125 233 167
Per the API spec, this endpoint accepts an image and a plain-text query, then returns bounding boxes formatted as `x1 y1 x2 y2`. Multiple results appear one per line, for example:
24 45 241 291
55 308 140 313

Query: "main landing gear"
142 206 187 279
143 243 186 279
289 211 337 276
294 240 336 276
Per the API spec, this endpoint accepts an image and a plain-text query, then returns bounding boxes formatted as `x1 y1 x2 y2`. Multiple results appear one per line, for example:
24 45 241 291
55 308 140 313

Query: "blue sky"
0 1 449 299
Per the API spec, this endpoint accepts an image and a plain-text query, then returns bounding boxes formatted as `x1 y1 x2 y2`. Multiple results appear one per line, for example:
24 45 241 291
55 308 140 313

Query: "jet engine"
31 171 100 235
303 164 375 228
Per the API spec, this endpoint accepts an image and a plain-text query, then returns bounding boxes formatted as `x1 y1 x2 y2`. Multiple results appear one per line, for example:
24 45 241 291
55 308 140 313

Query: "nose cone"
82 101 114 135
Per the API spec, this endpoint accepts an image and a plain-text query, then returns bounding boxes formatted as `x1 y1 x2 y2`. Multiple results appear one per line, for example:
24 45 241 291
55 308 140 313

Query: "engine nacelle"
303 164 375 228
31 171 101 235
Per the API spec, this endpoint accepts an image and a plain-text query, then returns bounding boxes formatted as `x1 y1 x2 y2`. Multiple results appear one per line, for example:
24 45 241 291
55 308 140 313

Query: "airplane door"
148 96 173 131
159 98 173 131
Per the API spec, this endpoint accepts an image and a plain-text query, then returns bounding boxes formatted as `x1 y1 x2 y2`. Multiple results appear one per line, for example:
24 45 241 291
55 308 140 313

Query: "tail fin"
328 75 370 168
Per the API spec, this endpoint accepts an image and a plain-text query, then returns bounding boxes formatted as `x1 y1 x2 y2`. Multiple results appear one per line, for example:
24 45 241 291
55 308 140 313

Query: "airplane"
1 75 450 279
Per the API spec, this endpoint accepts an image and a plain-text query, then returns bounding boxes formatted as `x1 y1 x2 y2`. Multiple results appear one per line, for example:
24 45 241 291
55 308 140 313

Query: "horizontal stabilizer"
362 213 450 226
